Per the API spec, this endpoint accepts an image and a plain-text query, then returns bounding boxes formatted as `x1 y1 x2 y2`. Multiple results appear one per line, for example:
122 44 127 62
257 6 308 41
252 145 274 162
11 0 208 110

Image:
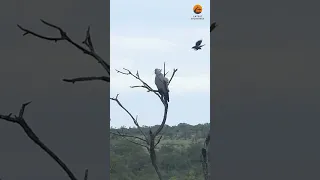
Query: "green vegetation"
110 123 210 180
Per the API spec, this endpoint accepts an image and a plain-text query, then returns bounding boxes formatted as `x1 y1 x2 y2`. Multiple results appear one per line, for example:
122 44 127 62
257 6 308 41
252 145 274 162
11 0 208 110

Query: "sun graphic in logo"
193 4 202 14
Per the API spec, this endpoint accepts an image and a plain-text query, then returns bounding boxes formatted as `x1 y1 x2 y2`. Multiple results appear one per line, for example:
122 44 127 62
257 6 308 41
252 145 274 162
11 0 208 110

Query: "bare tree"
1 19 109 180
110 63 178 180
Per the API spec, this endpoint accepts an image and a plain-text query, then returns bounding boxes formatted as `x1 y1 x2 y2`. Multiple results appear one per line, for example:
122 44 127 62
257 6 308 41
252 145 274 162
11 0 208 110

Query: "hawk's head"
154 68 162 75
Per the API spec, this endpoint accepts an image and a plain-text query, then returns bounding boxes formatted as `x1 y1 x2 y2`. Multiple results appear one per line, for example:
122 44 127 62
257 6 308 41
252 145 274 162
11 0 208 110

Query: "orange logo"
193 4 202 14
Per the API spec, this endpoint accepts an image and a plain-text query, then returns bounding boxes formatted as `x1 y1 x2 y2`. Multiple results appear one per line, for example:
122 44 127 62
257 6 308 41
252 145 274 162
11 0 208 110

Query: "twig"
111 130 149 148
63 76 110 83
0 102 78 180
110 94 148 142
154 135 163 147
82 26 94 52
133 115 149 143
116 67 177 99
110 131 147 143
124 137 149 148
116 69 156 95
163 62 166 77
83 169 88 180
168 69 178 84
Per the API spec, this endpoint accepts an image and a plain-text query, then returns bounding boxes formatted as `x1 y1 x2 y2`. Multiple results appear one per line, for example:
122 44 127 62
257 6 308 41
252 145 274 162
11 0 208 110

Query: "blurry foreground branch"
0 102 85 180
210 22 218 32
17 19 110 83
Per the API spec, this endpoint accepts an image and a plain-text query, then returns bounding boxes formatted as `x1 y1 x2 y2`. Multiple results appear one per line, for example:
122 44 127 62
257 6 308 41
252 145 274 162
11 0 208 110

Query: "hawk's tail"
164 91 170 102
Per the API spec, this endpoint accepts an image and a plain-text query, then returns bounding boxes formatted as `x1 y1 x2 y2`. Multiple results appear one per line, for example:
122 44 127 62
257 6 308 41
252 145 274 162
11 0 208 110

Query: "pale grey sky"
110 0 210 128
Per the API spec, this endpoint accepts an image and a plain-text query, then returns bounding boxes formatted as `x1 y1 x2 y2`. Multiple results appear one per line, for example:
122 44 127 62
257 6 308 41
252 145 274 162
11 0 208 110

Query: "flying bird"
154 68 170 103
192 40 205 51
210 21 218 32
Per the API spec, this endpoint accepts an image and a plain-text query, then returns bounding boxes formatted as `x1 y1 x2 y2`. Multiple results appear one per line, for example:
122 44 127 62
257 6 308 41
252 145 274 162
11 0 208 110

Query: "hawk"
154 68 170 103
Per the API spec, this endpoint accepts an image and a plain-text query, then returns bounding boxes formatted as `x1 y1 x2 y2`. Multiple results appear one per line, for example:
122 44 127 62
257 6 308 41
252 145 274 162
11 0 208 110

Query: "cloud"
111 35 178 52
170 74 210 93
111 27 210 46
110 26 210 94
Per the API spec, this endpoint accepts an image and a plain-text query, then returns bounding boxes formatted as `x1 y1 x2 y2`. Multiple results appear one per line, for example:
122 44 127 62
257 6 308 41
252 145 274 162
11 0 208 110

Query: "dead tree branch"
110 63 178 180
17 19 110 83
63 76 109 83
110 95 149 148
0 102 79 180
201 132 210 180
83 169 88 180
8 19 110 180
110 129 149 149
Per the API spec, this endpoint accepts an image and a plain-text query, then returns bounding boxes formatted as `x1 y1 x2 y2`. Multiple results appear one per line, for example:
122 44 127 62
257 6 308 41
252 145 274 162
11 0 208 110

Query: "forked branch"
110 94 149 145
116 66 178 105
17 19 110 82
0 102 79 180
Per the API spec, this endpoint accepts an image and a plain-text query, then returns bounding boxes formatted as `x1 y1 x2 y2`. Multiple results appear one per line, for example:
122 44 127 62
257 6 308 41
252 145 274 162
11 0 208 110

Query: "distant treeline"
110 123 210 180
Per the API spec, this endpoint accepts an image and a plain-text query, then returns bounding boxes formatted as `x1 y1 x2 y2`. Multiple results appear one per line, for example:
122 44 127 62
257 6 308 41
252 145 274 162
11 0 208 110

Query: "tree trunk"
202 132 211 180
150 148 162 180
201 148 209 180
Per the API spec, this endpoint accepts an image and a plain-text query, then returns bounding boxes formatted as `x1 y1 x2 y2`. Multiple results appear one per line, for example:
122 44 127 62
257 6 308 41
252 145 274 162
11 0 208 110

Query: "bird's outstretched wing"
195 40 202 46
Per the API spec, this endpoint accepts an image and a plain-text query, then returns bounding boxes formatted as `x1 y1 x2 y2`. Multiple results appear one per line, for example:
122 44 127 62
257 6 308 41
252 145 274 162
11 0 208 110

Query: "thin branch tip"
18 101 32 118
23 101 32 106
84 169 89 180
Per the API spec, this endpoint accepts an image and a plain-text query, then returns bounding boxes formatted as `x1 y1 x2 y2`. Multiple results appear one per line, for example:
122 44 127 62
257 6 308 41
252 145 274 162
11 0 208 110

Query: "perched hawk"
154 68 170 103
192 40 205 51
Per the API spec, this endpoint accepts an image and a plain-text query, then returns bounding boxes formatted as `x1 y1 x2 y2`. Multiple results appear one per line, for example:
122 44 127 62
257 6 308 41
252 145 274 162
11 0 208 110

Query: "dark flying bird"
210 22 218 32
154 68 170 103
192 40 205 51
